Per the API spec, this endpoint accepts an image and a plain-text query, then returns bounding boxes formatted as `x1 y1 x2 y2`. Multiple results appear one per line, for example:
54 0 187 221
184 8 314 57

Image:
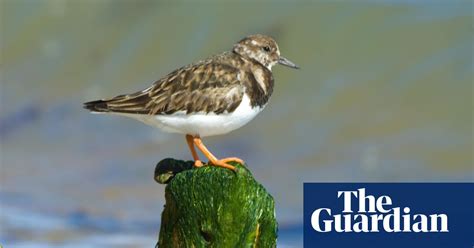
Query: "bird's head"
233 34 299 71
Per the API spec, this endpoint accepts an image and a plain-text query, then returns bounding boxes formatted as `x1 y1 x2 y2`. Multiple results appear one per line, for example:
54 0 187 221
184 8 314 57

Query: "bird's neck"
244 61 274 108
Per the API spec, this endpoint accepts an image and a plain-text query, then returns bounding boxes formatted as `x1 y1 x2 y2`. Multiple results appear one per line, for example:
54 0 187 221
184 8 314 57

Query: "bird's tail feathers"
83 100 110 113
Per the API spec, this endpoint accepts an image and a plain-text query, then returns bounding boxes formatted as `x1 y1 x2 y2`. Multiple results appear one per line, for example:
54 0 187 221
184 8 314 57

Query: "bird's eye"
262 46 271 52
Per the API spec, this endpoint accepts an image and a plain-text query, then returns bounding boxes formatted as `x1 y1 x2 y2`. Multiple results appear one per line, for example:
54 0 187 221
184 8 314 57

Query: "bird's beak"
278 56 299 69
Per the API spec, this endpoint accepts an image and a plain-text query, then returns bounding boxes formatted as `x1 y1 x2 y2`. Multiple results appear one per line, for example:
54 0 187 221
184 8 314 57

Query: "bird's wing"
84 61 244 115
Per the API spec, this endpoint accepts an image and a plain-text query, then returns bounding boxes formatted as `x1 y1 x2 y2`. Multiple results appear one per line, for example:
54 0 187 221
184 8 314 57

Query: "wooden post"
154 158 277 248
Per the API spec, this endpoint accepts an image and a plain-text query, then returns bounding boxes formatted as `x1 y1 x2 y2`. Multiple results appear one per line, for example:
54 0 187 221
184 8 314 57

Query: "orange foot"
194 160 203 167
186 135 245 172
219 157 245 165
210 157 245 172
208 160 235 171
186 134 205 169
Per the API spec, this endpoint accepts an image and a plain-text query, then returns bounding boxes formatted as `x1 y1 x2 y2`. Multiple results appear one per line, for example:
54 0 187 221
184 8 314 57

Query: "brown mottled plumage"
84 34 298 171
86 52 256 115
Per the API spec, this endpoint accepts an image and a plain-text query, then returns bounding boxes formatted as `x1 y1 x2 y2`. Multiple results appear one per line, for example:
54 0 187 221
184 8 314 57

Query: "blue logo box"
303 183 473 248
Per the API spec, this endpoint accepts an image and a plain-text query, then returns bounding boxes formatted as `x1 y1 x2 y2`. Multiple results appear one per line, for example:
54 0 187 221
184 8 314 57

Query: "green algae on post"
155 159 277 248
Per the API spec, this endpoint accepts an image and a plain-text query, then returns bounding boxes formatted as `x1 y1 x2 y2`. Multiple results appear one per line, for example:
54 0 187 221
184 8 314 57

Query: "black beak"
278 56 299 69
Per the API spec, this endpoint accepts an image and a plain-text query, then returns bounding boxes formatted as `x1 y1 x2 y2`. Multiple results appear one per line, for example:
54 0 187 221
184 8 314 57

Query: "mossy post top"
155 159 277 248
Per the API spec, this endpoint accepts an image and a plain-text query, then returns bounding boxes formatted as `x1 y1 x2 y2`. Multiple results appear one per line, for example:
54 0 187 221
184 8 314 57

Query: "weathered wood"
154 158 277 248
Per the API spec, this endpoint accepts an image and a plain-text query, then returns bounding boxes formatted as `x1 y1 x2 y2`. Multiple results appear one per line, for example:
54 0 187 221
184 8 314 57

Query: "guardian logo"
311 188 448 233
303 183 473 248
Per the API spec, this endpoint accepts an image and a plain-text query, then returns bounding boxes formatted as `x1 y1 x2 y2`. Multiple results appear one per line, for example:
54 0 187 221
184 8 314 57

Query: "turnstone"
84 34 298 171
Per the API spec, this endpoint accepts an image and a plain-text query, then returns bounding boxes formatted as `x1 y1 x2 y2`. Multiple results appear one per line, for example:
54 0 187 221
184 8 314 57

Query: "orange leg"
186 134 203 167
192 136 245 171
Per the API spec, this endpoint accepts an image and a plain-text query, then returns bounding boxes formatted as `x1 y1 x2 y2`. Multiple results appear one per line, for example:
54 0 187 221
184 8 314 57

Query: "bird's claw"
194 160 203 168
219 157 245 165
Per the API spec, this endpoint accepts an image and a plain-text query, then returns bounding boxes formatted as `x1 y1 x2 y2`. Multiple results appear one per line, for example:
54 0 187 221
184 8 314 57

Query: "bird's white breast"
128 94 264 137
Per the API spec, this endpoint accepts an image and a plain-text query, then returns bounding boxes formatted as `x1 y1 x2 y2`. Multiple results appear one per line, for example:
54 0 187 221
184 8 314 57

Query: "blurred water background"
0 0 472 247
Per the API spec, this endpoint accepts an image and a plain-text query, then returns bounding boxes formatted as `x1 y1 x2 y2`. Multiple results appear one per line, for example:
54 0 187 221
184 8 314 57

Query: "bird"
84 34 299 171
